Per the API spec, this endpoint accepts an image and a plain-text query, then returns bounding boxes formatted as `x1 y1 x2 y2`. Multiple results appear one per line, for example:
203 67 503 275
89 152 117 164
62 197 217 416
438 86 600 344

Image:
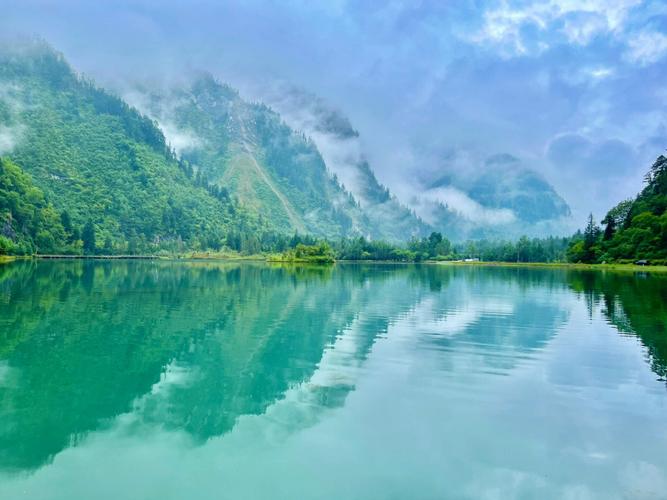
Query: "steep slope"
259 86 431 241
129 76 371 239
0 40 257 254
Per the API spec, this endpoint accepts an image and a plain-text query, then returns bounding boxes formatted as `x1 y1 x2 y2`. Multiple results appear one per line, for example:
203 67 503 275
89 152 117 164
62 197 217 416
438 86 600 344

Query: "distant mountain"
415 154 572 240
0 40 258 254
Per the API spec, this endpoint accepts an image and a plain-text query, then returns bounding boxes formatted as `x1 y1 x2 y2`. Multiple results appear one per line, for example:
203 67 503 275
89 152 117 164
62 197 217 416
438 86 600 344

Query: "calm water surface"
1 261 666 499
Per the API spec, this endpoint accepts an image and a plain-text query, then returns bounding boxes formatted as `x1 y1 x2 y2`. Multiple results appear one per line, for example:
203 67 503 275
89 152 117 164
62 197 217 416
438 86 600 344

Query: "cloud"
624 30 667 65
123 88 203 154
0 126 20 155
0 85 24 155
0 128 15 156
470 0 642 55
157 121 202 155
546 133 639 177
545 133 645 218
420 186 517 225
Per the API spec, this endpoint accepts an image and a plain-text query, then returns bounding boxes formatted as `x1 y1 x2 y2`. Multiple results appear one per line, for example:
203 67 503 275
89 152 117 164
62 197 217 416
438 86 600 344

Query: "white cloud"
158 121 203 154
123 88 203 154
421 186 517 225
624 30 667 65
470 0 642 55
588 66 614 79
0 125 22 155
0 84 24 155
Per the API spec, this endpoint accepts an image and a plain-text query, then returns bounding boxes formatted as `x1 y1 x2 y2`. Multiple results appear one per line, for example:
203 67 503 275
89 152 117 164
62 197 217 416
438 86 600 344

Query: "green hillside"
0 40 260 254
134 76 378 239
568 154 667 263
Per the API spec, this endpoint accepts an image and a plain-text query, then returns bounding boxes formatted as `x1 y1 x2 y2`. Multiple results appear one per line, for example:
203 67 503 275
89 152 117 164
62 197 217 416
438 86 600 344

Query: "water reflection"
0 261 427 470
567 270 667 381
412 267 571 374
0 262 666 499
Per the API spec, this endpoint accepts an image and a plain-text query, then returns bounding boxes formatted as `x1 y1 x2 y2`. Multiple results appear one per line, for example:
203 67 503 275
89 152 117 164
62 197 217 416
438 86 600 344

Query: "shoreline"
2 255 666 273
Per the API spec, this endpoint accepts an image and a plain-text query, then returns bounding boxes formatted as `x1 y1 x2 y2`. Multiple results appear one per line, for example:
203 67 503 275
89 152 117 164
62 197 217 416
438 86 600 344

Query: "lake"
0 261 666 499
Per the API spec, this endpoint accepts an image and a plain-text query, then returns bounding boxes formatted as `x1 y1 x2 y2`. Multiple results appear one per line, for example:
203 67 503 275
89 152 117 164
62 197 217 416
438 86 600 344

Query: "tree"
645 154 667 193
82 220 96 254
578 213 601 263
60 210 72 234
602 199 633 239
103 236 113 255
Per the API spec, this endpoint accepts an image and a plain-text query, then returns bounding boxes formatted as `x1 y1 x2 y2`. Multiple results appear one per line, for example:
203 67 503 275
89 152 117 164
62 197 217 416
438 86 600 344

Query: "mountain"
0 40 260 255
0 38 574 253
127 77 379 239
415 154 572 240
256 86 431 241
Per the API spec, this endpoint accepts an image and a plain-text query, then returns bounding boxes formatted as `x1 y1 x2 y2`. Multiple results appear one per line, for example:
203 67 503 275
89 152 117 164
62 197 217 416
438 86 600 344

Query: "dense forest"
0 157 69 254
0 40 264 255
567 154 667 265
139 76 372 238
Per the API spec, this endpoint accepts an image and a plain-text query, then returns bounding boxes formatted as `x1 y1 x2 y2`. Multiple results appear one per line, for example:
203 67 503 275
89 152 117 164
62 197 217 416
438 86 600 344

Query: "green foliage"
0 41 261 255
468 236 571 263
568 154 667 263
140 75 364 238
336 236 417 261
410 232 452 260
0 157 73 255
82 220 96 254
270 243 335 263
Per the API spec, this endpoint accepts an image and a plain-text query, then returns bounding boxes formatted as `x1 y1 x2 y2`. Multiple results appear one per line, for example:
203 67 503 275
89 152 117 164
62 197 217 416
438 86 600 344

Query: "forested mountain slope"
131 76 375 239
0 40 259 254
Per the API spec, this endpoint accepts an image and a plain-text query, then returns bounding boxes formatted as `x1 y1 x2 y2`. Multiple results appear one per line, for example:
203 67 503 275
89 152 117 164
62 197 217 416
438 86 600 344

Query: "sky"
1 0 666 223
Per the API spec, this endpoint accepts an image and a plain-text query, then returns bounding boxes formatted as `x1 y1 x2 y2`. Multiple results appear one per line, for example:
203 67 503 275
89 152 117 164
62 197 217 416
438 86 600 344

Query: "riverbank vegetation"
268 243 335 263
566 155 667 265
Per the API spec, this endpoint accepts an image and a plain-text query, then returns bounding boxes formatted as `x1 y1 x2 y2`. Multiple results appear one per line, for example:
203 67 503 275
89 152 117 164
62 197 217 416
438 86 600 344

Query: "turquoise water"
1 261 666 499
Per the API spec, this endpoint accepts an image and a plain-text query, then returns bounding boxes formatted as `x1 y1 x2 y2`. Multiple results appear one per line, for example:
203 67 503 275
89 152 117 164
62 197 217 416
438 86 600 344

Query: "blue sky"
2 0 666 222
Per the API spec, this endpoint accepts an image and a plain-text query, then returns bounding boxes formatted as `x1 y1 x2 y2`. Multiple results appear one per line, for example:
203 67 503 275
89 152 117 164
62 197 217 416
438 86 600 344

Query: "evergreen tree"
60 210 72 235
82 220 96 255
582 213 600 263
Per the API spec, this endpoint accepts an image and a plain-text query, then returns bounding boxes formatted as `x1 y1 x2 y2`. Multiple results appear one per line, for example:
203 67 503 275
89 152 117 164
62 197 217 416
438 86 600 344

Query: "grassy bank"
436 261 667 273
177 251 266 261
